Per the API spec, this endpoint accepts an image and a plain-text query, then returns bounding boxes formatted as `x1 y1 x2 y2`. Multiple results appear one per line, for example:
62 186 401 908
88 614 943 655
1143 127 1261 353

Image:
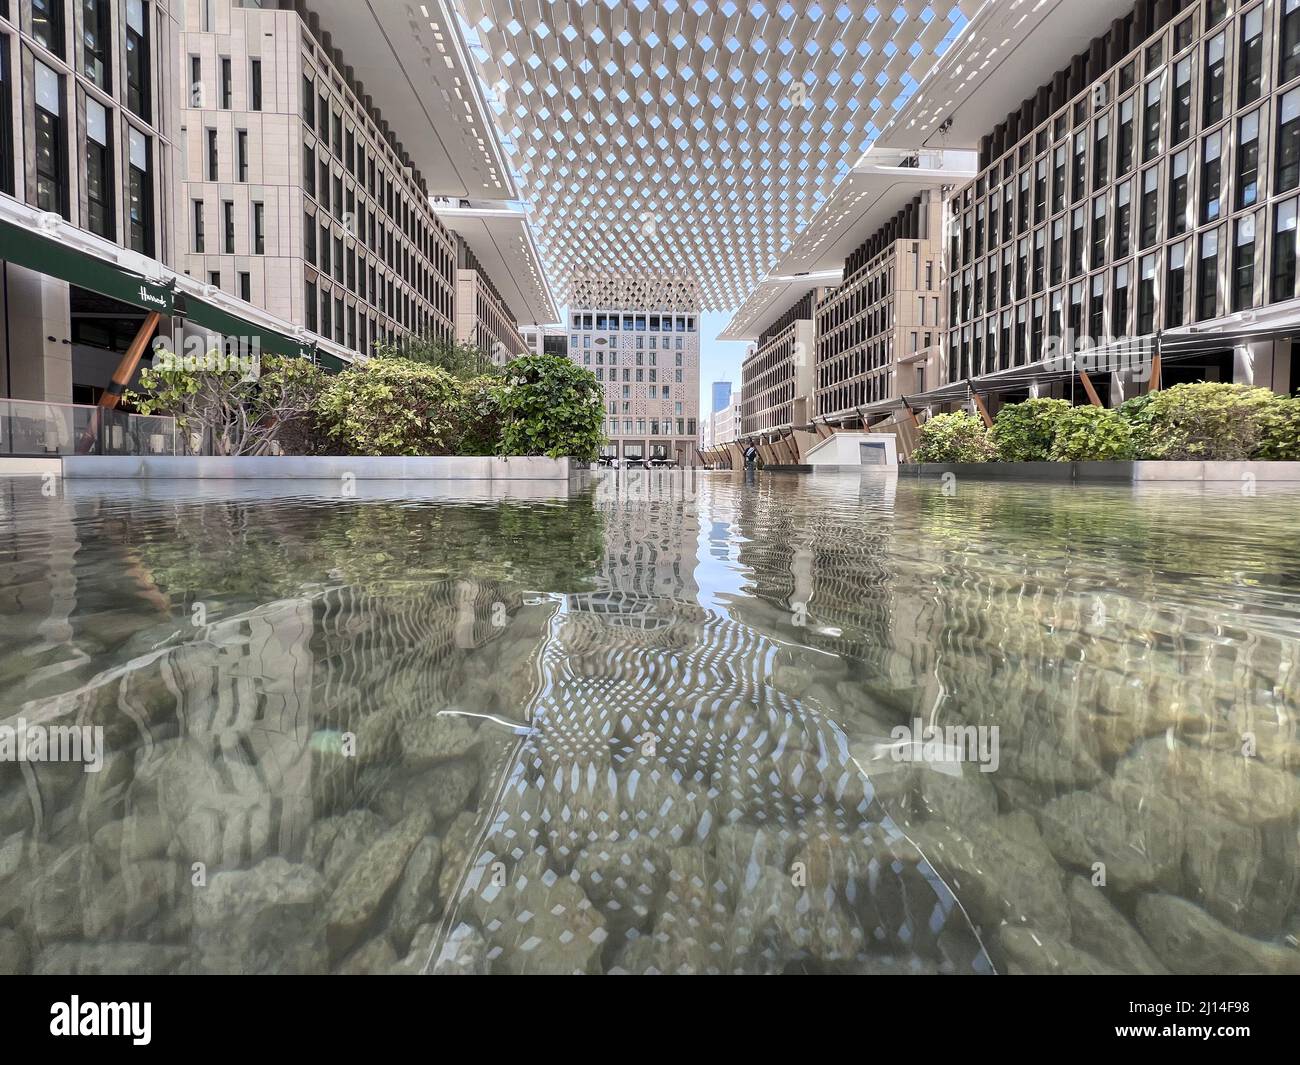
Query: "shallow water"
0 470 1298 974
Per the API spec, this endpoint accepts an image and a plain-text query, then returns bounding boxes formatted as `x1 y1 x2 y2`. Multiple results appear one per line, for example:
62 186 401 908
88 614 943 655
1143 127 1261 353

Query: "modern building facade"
520 324 568 357
711 380 732 414
815 191 946 424
926 0 1299 409
739 290 824 437
566 272 700 466
1 0 183 404
454 235 526 360
180 0 458 359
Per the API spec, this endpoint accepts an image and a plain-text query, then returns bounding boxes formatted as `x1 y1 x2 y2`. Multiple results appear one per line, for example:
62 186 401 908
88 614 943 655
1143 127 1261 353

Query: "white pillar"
4 264 73 403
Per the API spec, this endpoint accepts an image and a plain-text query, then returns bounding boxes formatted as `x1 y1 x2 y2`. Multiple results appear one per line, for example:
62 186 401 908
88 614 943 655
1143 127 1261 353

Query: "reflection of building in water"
589 471 705 601
435 475 992 975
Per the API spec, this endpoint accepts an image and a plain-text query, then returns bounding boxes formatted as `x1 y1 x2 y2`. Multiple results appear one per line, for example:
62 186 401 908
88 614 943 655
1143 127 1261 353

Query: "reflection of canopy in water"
436 591 994 974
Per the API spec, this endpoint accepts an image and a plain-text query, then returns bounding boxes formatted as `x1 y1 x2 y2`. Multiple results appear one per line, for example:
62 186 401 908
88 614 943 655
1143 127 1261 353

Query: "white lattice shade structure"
455 0 981 311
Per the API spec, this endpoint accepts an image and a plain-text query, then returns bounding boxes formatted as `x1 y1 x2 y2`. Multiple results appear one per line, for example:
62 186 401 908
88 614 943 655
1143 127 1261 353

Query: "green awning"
178 294 322 364
0 218 173 313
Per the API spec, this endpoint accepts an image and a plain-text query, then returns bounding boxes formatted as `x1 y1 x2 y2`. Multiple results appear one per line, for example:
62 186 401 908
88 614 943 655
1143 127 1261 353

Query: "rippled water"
1 471 1298 975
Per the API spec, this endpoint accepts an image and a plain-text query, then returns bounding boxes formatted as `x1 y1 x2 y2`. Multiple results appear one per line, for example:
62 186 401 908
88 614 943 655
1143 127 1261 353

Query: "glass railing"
0 398 180 457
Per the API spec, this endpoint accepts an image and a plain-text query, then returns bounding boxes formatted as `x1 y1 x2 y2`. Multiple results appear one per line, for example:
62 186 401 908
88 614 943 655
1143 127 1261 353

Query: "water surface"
1 471 1297 974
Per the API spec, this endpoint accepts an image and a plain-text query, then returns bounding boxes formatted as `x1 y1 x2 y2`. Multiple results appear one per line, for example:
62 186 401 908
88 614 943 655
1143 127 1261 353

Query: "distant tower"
711 381 732 414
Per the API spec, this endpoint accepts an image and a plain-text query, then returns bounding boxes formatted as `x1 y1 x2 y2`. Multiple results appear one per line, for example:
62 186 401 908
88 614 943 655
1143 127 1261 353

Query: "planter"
60 455 577 481
898 461 1300 482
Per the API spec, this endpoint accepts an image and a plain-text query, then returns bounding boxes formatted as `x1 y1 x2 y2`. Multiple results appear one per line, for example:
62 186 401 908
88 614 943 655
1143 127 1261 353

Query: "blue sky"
699 310 749 415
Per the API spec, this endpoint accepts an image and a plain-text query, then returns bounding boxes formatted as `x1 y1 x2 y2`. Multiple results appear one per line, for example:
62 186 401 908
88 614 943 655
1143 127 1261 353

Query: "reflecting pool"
0 471 1298 974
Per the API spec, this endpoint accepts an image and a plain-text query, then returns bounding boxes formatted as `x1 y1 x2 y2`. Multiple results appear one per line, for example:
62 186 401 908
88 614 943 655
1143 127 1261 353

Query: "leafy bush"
912 410 997 463
494 354 605 461
128 352 325 456
1255 394 1300 460
990 398 1073 461
316 357 463 456
453 374 504 456
1047 405 1135 461
374 334 505 380
1119 382 1281 460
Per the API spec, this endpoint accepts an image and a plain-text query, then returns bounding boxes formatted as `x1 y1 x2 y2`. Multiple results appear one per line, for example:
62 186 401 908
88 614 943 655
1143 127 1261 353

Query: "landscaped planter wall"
900 461 1300 482
61 455 580 480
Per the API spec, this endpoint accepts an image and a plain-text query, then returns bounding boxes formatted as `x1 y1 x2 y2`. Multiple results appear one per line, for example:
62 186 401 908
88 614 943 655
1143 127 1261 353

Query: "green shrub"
128 353 325 456
1256 394 1300 460
1047 405 1135 461
912 410 997 463
990 398 1072 461
453 374 504 456
317 357 463 456
1119 382 1280 460
494 354 605 461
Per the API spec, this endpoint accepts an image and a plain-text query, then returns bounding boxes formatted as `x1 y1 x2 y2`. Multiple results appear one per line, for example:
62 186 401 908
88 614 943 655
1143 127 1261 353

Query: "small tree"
494 354 606 461
912 410 997 463
127 352 325 456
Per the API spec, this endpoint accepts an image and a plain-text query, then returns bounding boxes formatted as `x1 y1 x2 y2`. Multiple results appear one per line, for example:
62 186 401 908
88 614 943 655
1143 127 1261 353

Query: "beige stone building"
180 0 457 358
0 0 184 405
739 290 824 437
815 190 946 433
454 236 526 360
566 272 700 466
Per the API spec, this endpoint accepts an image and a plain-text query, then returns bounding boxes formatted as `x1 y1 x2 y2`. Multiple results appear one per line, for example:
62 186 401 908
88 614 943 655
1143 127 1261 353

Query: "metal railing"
0 398 180 457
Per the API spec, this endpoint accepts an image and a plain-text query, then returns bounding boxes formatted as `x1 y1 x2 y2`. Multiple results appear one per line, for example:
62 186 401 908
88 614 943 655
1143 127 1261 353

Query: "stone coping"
899 461 1300 482
59 455 577 481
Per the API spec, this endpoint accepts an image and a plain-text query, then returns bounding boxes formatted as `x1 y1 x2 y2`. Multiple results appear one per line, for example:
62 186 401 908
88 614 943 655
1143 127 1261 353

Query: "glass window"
1202 129 1223 222
1167 243 1187 327
1198 229 1220 320
223 199 235 254
1140 167 1159 248
1272 198 1299 301
1204 32 1226 125
32 0 65 58
1142 78 1162 162
82 98 113 239
1093 115 1109 188
1233 214 1257 311
1138 253 1158 334
1072 130 1087 202
1115 180 1132 258
83 0 111 90
1237 111 1260 209
1285 0 1300 84
1172 56 1192 144
126 0 151 122
1117 97 1135 178
1113 263 1130 332
250 59 262 111
1278 88 1300 193
221 57 232 109
1240 6 1264 107
1169 149 1189 237
127 127 153 255
0 44 11 197
34 62 66 217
